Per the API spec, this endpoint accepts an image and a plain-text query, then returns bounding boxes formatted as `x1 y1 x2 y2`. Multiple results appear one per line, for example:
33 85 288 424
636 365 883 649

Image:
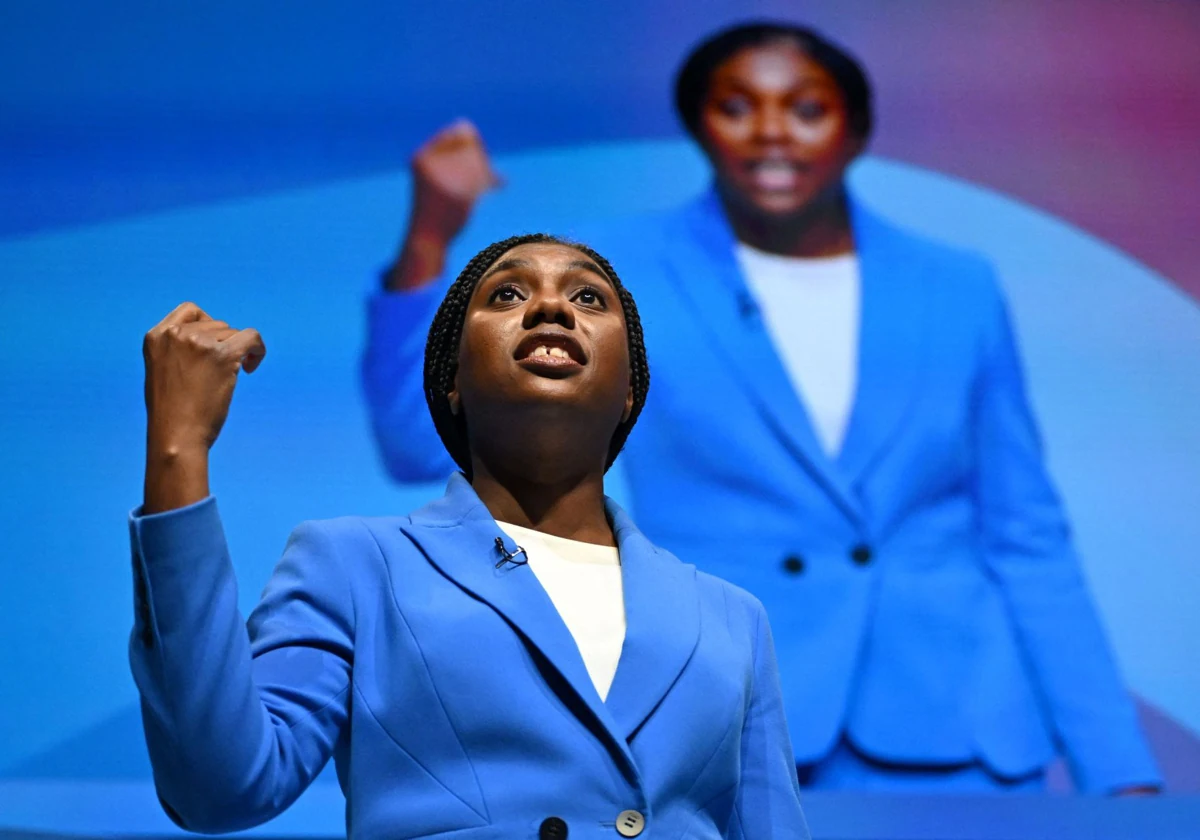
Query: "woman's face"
451 243 633 449
697 41 863 217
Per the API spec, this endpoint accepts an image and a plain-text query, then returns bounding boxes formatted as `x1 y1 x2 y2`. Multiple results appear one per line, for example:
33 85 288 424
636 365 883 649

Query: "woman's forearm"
385 230 450 292
143 439 210 514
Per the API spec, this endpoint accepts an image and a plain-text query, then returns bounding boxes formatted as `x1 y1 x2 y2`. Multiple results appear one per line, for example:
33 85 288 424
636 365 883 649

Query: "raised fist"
407 119 503 245
142 302 266 455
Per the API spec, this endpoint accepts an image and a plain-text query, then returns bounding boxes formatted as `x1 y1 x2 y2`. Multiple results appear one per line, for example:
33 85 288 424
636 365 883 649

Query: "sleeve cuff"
368 281 445 319
365 283 445 350
129 496 225 574
129 496 235 643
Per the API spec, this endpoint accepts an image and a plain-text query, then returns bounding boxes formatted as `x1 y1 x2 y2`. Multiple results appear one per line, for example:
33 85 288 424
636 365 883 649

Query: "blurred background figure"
6 3 1200 834
362 23 1159 793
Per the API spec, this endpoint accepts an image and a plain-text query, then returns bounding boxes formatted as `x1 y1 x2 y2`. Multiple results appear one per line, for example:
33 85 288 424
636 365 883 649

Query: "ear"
448 381 462 417
621 386 634 424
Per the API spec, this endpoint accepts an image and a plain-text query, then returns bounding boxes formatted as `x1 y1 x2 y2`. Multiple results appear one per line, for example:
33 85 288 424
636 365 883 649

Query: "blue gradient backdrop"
2 1 1198 834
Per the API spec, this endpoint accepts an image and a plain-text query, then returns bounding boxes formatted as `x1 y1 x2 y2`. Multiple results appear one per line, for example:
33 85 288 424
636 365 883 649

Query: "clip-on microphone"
494 537 529 569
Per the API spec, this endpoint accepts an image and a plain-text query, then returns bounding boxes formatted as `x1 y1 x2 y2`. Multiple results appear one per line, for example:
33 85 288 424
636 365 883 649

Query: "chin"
748 193 813 218
512 377 589 405
727 182 813 218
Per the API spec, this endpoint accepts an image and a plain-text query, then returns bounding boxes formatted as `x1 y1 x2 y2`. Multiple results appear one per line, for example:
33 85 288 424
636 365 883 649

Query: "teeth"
751 161 800 190
527 344 572 360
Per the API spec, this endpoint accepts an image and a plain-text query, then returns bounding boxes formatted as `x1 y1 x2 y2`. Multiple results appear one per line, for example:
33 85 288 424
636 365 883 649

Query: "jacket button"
850 544 873 566
539 816 568 840
781 555 805 574
615 809 645 837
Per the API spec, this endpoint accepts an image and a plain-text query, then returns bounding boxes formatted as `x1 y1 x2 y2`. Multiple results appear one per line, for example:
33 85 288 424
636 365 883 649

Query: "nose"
522 288 575 330
753 104 789 143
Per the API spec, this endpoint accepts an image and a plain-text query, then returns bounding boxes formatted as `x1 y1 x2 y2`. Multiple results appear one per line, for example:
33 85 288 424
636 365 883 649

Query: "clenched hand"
141 302 266 513
386 119 503 291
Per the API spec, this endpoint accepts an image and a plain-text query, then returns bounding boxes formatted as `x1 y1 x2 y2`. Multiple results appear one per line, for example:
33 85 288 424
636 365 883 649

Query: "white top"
496 522 626 701
734 244 862 457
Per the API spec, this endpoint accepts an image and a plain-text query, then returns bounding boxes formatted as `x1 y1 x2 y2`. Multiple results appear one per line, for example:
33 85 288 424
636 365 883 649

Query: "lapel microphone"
494 537 529 569
736 291 759 321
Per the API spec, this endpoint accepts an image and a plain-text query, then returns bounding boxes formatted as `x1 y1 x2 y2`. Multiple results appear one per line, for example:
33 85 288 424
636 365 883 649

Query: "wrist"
146 428 211 462
388 231 451 292
143 436 211 515
404 223 454 251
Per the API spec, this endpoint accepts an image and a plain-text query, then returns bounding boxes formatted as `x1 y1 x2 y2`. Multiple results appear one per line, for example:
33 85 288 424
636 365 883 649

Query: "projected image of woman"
129 237 808 837
362 23 1160 794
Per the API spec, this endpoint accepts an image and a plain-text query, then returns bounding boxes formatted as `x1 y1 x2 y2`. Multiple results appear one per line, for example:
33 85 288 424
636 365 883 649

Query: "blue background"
2 0 1199 833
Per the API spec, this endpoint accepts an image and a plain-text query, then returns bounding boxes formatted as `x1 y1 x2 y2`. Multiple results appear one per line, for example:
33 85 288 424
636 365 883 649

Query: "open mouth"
514 331 587 371
745 159 810 191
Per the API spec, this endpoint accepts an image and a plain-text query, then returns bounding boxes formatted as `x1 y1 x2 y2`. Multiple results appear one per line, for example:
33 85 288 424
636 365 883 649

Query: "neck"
720 181 855 258
468 437 614 547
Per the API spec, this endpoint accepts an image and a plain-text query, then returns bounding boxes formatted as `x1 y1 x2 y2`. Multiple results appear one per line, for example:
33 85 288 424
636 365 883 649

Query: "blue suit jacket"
128 475 808 838
362 189 1159 792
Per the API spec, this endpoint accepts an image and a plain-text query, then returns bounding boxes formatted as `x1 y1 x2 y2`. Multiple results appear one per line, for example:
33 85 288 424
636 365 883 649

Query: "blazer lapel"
602 500 700 743
837 202 929 484
663 190 864 524
400 476 636 771
401 479 705 761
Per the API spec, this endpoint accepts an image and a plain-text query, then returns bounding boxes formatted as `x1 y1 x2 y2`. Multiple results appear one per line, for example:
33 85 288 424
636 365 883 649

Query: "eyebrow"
711 76 839 95
566 258 616 289
482 256 615 289
482 257 532 279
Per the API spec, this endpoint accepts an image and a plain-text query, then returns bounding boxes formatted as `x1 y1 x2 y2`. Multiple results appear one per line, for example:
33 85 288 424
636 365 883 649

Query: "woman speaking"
362 23 1159 793
130 235 808 837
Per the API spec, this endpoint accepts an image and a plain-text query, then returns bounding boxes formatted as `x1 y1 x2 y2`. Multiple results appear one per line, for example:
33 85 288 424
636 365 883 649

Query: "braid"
423 233 651 479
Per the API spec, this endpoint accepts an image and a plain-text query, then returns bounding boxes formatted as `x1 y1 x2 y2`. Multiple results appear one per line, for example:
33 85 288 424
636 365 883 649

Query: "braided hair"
423 233 651 479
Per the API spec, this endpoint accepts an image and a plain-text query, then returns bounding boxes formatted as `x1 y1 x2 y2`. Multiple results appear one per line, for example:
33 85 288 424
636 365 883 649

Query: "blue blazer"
363 189 1159 792
127 475 809 838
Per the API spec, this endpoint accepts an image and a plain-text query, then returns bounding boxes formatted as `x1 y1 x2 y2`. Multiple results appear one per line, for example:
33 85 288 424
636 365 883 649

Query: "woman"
130 234 809 838
362 24 1160 793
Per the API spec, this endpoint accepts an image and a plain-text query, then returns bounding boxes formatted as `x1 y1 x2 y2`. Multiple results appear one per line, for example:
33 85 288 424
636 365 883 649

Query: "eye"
488 283 524 304
793 99 829 121
572 285 608 308
715 96 752 118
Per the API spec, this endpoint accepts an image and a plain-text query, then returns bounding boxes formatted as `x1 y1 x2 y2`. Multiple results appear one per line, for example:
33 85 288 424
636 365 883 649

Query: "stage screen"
2 0 1197 834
